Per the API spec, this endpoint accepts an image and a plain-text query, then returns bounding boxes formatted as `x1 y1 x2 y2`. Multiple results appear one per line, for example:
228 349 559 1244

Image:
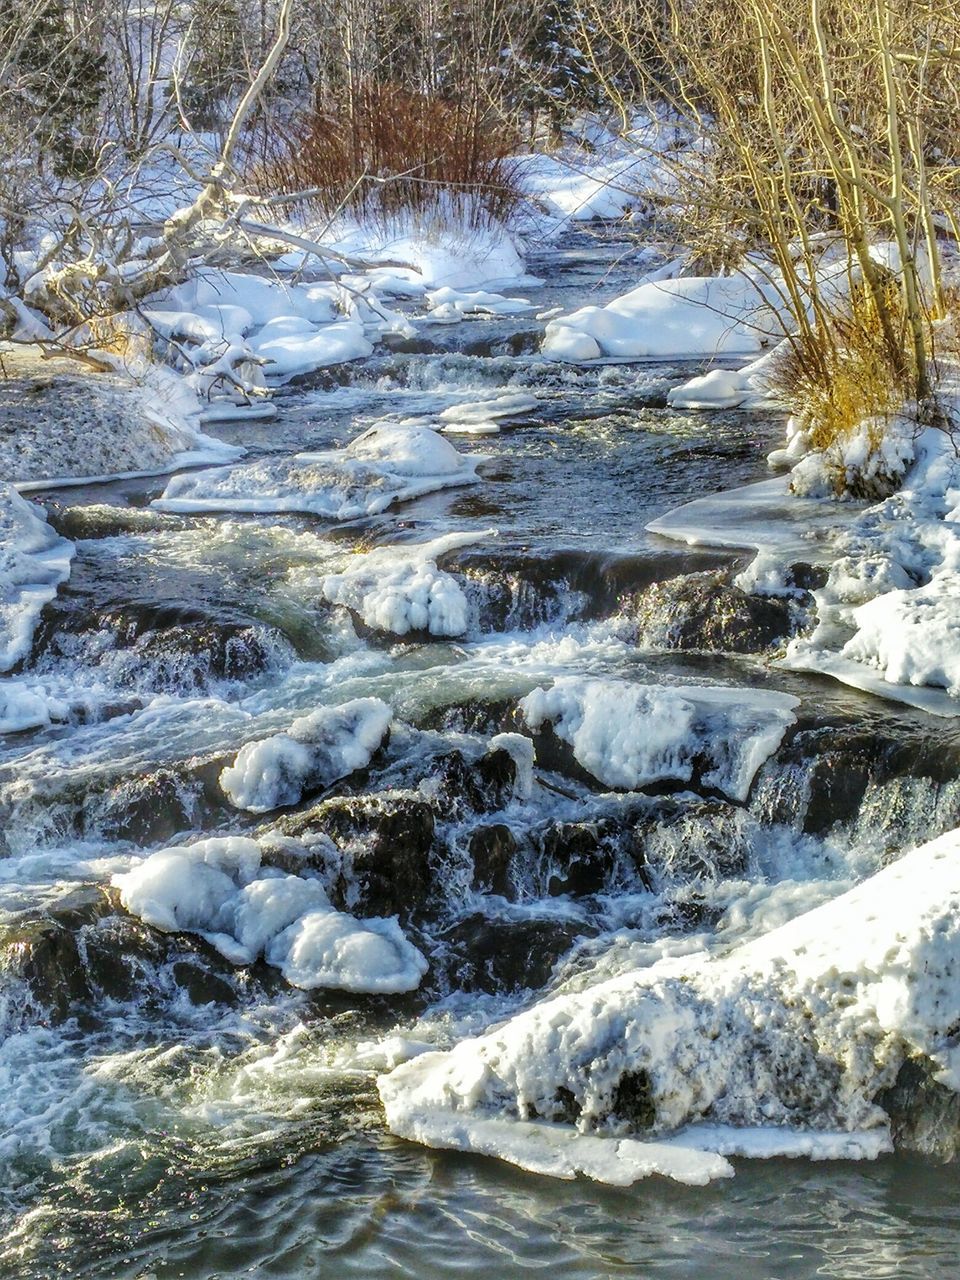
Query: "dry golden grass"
769 283 918 494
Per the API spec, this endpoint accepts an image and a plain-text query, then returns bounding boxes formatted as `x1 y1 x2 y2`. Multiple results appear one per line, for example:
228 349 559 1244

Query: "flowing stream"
3 228 960 1278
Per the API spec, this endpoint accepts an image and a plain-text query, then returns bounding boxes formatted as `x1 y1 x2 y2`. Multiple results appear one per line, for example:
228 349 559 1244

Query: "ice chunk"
220 697 392 812
380 826 960 1180
426 287 534 319
488 732 536 799
112 836 264 934
438 394 540 425
519 677 797 802
153 423 482 519
322 531 487 638
267 910 429 993
113 835 427 992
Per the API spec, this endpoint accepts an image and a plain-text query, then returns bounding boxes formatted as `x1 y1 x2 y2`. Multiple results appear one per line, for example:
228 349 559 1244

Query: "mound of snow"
0 486 74 673
380 826 960 1183
113 835 427 992
252 318 372 379
220 698 392 813
542 274 782 363
519 677 797 802
322 531 487 638
153 423 483 519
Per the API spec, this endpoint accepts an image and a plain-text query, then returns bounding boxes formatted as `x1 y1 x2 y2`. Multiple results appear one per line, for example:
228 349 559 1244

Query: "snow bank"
220 697 392 812
542 274 782 363
520 677 797 802
311 220 534 291
153 423 483 519
113 836 427 992
322 532 487 637
514 113 689 227
380 825 960 1183
778 428 960 713
0 487 74 674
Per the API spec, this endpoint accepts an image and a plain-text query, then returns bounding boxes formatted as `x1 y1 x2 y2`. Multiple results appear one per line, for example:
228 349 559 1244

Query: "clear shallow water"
3 228 960 1279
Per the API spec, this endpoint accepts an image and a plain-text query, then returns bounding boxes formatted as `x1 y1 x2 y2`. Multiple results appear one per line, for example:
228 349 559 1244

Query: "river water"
2 229 959 1279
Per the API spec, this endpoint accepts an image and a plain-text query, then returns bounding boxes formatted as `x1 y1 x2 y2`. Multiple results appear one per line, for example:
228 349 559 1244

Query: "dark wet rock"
6 756 233 850
627 570 799 653
875 1057 960 1159
0 889 239 1019
47 503 183 541
787 561 828 592
416 697 518 736
268 791 435 917
425 748 518 817
450 546 735 633
437 913 586 994
93 767 207 845
33 599 287 694
128 623 282 690
1 890 110 1020
537 819 630 896
610 1069 656 1129
171 961 240 1007
551 1086 583 1124
470 824 519 895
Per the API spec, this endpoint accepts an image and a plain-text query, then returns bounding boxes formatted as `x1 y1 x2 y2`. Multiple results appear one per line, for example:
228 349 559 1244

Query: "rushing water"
3 228 960 1279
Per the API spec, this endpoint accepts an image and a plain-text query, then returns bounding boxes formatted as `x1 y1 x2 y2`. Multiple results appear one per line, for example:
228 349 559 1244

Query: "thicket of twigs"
251 83 524 228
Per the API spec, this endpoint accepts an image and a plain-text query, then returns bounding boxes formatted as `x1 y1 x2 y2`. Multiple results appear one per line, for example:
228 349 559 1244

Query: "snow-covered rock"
220 698 393 813
519 677 797 802
153 423 483 519
543 274 782 363
113 835 428 992
666 346 784 411
322 532 486 638
379 825 960 1184
425 286 534 321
